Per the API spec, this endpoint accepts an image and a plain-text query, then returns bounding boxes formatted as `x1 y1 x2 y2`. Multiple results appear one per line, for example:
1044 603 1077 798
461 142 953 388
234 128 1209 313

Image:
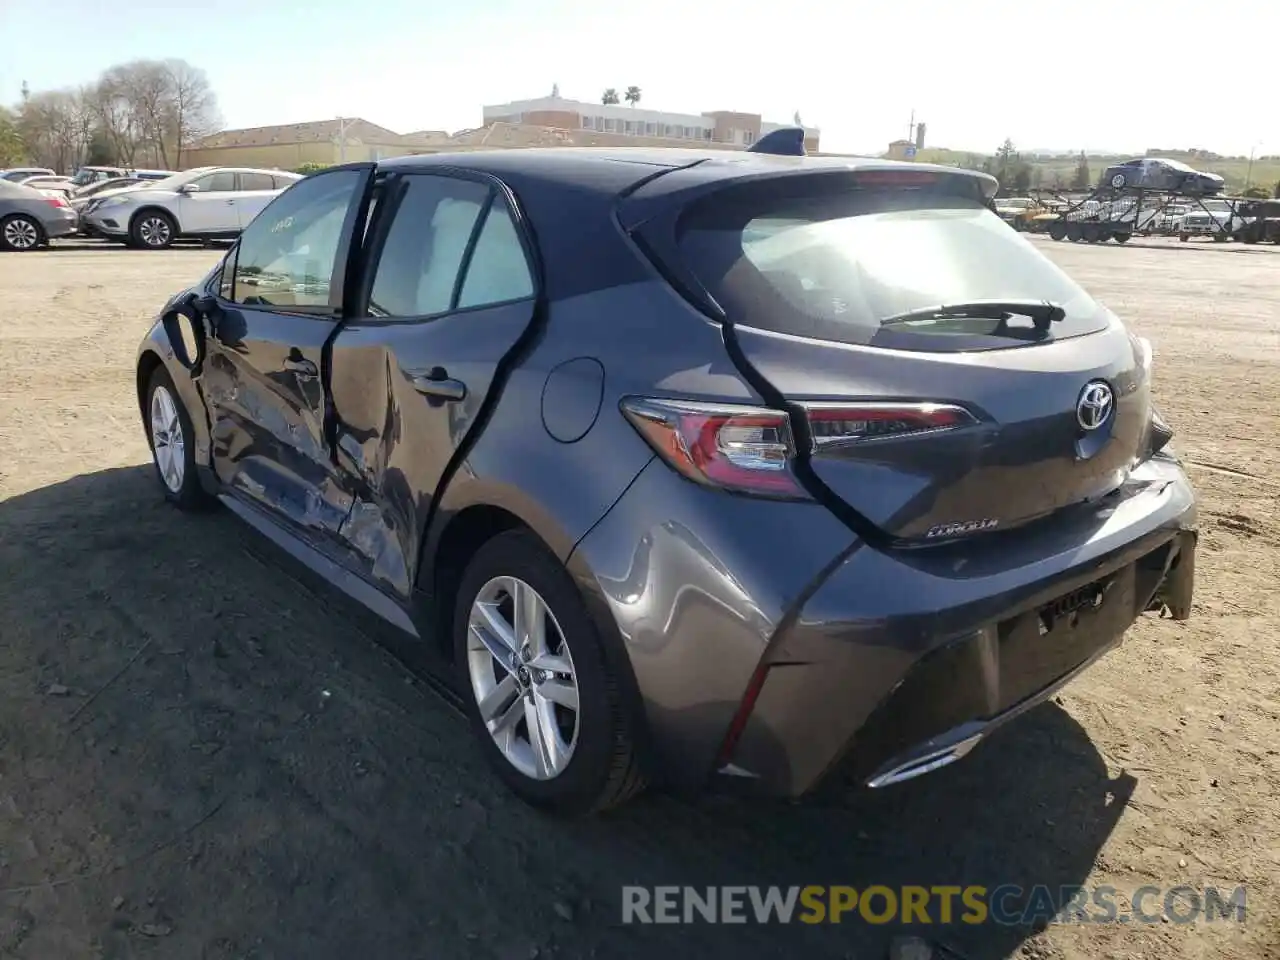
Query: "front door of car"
197 163 375 547
233 171 282 231
325 172 540 600
178 170 241 233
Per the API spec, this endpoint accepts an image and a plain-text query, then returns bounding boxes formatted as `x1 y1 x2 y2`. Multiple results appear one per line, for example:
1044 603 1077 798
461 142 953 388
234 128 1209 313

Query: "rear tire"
454 529 645 816
144 365 212 511
0 214 43 252
130 209 177 250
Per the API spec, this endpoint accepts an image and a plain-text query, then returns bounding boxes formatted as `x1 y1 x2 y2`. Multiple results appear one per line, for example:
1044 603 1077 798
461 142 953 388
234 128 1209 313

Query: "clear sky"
0 0 1274 157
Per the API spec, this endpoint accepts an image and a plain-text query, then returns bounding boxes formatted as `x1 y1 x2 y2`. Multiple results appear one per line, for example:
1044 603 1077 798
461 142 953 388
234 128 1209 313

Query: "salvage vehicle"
135 134 1199 815
1100 157 1225 195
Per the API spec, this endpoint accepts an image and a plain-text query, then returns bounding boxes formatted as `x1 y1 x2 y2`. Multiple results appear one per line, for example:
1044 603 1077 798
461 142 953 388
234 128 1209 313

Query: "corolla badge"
1076 380 1114 431
925 518 999 539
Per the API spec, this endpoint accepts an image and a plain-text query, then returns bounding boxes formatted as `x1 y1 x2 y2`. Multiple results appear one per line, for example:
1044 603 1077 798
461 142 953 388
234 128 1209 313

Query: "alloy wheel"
150 384 185 493
139 216 171 247
2 217 39 250
466 576 580 781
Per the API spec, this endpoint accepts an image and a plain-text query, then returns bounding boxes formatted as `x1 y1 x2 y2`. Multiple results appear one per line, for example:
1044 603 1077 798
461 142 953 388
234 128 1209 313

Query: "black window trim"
214 162 377 319
351 167 542 327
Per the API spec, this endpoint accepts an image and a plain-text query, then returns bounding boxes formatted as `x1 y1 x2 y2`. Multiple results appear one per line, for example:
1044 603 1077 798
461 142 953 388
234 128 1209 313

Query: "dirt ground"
0 236 1277 960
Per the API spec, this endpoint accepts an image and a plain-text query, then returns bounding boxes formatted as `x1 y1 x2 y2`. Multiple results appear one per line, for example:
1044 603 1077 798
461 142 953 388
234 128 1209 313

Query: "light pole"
334 116 354 163
1245 141 1261 193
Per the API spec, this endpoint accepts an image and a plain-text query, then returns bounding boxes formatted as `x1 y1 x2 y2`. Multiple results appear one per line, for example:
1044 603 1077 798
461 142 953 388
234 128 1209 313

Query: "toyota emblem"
1076 380 1114 431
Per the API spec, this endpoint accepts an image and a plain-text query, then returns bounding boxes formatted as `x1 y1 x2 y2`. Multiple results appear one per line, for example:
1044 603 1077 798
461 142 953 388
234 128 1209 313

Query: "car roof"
379 147 972 195
374 149 995 302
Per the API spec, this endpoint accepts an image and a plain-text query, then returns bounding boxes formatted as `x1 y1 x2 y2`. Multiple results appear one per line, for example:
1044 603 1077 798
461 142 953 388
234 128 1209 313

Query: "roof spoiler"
747 127 806 157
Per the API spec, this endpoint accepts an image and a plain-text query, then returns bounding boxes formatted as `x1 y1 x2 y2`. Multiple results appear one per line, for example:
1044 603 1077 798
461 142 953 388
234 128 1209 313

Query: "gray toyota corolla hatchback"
136 131 1197 815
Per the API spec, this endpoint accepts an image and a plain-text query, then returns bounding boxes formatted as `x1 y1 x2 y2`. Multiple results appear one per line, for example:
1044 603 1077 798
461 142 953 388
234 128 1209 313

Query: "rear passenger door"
326 171 540 600
234 171 282 230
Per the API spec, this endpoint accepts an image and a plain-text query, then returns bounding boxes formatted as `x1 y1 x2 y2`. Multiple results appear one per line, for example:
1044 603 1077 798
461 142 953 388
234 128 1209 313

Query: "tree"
1274 179 1280 199
0 107 25 166
16 58 223 171
601 88 620 105
1071 151 1092 190
164 59 220 167
793 111 803 126
1241 185 1270 199
624 85 641 108
1012 164 1032 194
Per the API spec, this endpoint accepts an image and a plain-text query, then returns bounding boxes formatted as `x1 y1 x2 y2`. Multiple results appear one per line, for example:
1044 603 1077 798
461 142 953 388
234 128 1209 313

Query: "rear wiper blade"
879 299 1067 329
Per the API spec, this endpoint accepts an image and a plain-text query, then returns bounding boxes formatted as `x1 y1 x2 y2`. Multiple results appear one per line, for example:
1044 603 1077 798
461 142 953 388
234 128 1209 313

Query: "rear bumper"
45 213 77 240
574 453 1196 798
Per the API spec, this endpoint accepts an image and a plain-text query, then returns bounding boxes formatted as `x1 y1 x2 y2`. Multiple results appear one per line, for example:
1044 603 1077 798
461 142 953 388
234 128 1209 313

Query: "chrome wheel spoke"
537 676 578 712
479 675 523 735
513 578 546 656
524 696 564 778
470 600 518 672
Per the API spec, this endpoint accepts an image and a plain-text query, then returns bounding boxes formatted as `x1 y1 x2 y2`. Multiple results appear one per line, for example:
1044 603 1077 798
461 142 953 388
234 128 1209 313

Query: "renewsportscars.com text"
621 884 1246 926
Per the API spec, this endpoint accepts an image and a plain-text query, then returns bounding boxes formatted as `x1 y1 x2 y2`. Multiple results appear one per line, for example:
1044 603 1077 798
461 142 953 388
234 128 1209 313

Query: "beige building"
182 118 437 170
183 97 821 172
483 94 820 153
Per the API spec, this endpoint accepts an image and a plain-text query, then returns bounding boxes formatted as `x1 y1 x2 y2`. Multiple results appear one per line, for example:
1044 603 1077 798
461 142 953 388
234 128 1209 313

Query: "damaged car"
135 144 1199 815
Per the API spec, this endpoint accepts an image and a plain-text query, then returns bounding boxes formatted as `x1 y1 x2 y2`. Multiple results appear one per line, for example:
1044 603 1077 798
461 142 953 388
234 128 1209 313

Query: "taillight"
44 196 68 208
802 402 976 450
620 397 807 499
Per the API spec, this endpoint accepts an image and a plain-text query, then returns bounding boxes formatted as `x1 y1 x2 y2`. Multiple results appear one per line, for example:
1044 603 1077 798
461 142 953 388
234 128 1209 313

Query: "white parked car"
80 167 303 249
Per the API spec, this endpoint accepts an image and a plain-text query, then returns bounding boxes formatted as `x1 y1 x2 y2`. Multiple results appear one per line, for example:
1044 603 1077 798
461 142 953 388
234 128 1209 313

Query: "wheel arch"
135 341 212 471
130 204 180 237
422 493 656 780
0 211 46 248
419 478 586 663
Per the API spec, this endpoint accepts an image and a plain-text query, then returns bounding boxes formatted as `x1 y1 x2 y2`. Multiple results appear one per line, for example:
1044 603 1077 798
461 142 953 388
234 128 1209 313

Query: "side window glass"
194 171 237 193
456 203 534 309
230 169 363 309
367 175 489 318
240 172 274 191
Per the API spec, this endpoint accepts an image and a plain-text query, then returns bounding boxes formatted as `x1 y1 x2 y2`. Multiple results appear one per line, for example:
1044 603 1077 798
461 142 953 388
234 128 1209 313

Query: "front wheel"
145 366 213 510
0 214 42 252
131 210 177 250
454 529 645 816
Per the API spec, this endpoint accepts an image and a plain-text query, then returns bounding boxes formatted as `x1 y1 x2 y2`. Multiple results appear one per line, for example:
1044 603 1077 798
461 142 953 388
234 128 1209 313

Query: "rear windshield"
676 183 1109 351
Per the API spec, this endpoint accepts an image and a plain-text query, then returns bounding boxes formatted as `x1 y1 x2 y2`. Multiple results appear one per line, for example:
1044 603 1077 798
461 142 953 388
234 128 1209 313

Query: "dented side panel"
199 306 354 544
327 299 538 599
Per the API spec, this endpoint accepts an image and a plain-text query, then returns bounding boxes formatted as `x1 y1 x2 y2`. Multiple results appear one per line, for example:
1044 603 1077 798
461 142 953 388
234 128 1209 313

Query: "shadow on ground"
0 467 1138 960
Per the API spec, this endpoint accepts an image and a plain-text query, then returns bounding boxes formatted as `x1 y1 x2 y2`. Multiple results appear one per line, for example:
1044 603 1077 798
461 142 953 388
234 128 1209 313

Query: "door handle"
285 356 318 379
411 366 467 402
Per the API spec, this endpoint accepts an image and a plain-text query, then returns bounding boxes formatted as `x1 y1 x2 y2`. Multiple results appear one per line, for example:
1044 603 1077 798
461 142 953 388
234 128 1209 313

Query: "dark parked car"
1101 157 1225 194
135 144 1198 815
0 180 78 250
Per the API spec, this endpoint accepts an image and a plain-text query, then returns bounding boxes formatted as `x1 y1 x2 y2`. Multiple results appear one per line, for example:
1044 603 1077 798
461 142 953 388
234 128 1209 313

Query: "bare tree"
16 58 223 172
163 59 220 168
17 91 85 171
94 66 146 164
117 60 176 168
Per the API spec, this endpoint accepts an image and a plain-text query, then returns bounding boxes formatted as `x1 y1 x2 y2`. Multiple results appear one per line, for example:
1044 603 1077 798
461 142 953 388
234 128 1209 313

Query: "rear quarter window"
676 182 1110 352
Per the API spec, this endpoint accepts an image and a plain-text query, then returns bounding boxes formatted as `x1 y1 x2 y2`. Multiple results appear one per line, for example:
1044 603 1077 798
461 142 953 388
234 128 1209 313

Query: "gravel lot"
0 237 1277 960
